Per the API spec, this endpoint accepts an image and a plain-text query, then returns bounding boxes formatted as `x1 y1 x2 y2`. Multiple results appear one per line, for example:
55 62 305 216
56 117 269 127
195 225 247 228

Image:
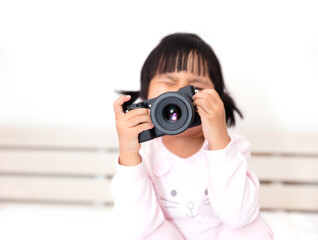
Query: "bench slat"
0 150 117 176
249 156 318 183
260 183 318 211
1 127 318 154
241 131 318 155
0 176 113 203
0 126 118 149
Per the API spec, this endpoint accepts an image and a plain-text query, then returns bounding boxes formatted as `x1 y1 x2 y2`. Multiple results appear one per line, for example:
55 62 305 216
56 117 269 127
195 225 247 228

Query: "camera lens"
150 92 195 135
163 104 182 122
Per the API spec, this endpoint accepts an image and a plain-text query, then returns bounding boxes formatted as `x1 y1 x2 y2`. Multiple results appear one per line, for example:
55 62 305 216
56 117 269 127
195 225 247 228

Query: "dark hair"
118 33 243 127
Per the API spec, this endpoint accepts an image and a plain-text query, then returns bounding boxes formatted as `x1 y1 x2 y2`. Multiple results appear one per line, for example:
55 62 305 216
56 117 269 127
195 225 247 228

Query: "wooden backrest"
0 127 118 205
242 130 318 211
0 127 317 211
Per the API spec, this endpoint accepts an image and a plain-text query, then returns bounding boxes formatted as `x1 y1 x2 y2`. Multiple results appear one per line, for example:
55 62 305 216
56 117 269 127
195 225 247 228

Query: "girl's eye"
171 190 177 197
162 81 176 86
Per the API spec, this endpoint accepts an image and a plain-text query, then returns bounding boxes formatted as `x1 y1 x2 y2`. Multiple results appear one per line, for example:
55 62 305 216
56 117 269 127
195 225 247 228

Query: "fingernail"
126 95 131 98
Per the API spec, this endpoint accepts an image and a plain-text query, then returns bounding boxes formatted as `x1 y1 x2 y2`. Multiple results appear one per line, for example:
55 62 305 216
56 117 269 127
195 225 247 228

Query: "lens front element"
163 104 182 122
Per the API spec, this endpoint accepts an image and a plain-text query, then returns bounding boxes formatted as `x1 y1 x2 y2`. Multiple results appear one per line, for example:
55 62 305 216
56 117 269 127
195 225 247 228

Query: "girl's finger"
196 105 209 118
203 89 223 104
193 90 219 106
135 122 154 134
124 108 150 121
193 98 215 114
113 95 131 118
126 114 152 128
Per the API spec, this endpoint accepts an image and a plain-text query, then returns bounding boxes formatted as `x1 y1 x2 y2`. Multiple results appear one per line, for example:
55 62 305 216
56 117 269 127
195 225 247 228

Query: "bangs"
153 34 210 76
157 50 208 76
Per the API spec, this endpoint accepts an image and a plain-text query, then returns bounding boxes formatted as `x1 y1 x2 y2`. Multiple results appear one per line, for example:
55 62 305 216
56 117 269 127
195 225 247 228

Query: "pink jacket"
110 131 260 240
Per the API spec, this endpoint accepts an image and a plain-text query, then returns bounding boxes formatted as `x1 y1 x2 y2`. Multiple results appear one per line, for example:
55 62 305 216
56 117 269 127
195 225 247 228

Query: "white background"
0 0 317 133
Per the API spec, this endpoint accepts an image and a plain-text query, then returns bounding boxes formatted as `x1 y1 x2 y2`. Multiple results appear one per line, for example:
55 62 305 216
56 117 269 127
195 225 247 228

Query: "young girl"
111 33 274 240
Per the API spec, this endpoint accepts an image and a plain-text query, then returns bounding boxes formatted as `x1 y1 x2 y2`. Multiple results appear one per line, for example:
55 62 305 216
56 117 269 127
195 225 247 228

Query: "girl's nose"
187 202 195 210
177 80 190 89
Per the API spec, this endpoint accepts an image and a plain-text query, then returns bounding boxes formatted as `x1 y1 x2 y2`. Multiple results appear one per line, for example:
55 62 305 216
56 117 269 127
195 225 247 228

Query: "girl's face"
148 53 214 98
147 70 214 138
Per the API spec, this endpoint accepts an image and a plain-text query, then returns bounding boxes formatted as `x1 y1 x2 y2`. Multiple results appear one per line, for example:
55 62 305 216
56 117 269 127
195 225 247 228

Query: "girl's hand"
113 95 154 166
193 89 231 150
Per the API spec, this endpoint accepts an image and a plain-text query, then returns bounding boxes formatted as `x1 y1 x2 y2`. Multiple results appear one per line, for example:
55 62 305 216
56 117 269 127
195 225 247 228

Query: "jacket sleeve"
110 156 165 240
204 133 260 229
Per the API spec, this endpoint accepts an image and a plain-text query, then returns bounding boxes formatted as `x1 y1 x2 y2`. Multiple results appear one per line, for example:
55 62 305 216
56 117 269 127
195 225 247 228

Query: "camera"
123 85 201 143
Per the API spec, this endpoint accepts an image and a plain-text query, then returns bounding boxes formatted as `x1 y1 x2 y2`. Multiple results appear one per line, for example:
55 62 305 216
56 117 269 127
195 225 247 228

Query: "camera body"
124 85 201 143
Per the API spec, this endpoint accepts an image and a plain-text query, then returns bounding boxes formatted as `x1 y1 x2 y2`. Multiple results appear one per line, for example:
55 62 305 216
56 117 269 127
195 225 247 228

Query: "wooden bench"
0 126 317 211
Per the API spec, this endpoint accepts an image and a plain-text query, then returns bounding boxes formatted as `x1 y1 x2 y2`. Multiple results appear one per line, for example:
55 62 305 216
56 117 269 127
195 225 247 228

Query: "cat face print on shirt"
159 188 211 219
